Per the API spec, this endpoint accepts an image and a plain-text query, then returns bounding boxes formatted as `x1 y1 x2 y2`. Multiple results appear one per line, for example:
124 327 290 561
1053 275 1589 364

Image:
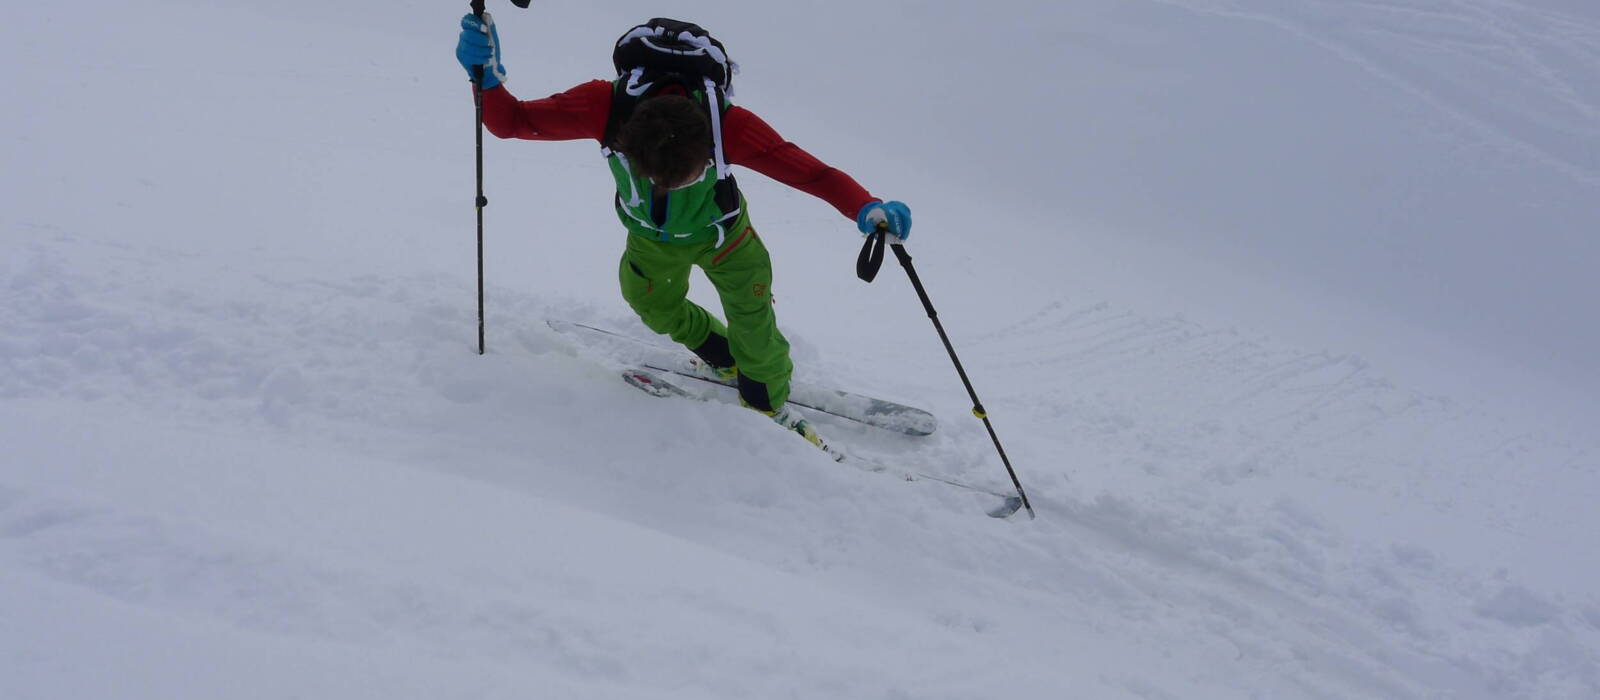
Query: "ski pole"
470 0 488 355
468 0 530 355
859 229 1036 519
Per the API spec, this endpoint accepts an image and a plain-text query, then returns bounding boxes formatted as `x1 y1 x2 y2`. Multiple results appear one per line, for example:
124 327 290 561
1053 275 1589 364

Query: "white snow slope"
4 1 1599 698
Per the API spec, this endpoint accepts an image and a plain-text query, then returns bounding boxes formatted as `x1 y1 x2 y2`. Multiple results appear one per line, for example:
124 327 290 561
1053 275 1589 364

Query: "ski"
841 450 1027 519
552 319 938 436
619 367 1024 519
622 368 846 461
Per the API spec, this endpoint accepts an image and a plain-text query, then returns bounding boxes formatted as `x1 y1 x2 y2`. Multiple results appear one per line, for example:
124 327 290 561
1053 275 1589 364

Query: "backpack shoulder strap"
600 76 733 184
601 78 634 151
701 78 730 181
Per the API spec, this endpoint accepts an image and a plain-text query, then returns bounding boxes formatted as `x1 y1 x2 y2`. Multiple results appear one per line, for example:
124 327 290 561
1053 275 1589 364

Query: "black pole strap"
856 230 887 283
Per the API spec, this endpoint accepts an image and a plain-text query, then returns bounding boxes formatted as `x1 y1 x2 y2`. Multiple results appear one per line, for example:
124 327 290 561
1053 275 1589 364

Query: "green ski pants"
618 226 792 408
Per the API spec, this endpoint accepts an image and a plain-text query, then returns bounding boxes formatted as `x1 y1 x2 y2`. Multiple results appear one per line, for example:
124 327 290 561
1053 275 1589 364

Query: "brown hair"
615 95 712 188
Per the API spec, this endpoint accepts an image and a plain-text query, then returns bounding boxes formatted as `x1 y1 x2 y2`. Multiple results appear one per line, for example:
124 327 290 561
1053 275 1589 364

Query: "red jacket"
480 81 877 221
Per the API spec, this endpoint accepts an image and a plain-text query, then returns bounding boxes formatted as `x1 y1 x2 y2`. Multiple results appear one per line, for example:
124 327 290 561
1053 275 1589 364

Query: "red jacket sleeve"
722 107 877 221
479 80 612 142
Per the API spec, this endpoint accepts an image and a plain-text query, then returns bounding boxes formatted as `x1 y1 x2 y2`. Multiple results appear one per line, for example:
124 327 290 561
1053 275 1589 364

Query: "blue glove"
456 13 507 90
856 200 913 240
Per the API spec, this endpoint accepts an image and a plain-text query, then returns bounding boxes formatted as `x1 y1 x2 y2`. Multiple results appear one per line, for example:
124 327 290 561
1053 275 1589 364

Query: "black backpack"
603 18 738 182
612 18 735 96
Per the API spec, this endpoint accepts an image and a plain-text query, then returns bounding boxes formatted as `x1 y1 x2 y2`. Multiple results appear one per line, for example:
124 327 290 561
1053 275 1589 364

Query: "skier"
455 14 913 438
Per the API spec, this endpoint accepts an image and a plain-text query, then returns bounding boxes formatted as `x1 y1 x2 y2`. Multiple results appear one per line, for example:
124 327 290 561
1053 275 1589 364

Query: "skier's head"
616 95 712 189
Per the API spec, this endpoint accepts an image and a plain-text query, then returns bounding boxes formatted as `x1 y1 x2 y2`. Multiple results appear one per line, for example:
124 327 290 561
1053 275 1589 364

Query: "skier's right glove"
856 200 913 241
456 13 507 90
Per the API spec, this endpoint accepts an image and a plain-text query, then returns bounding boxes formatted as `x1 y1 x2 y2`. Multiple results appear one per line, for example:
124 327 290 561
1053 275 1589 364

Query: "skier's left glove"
456 12 507 90
856 200 912 241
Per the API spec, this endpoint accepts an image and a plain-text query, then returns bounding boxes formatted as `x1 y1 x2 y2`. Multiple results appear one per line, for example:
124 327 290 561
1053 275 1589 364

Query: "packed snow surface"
4 0 1598 698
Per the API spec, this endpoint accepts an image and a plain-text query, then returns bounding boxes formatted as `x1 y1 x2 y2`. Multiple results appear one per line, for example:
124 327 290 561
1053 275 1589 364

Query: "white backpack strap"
616 25 658 48
677 29 735 92
704 77 729 180
611 150 645 208
622 66 653 97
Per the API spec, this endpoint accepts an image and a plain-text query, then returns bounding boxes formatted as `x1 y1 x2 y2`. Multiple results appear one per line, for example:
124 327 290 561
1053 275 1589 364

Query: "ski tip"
987 495 1026 520
620 368 691 398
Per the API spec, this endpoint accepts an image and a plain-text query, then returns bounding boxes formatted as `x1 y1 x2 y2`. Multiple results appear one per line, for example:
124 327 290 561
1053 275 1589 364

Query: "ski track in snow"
957 296 1600 697
1149 0 1600 188
4 229 1598 698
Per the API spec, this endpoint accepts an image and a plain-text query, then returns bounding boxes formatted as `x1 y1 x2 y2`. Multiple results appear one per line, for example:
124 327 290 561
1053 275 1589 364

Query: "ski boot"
684 356 738 383
760 403 844 462
689 333 739 383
